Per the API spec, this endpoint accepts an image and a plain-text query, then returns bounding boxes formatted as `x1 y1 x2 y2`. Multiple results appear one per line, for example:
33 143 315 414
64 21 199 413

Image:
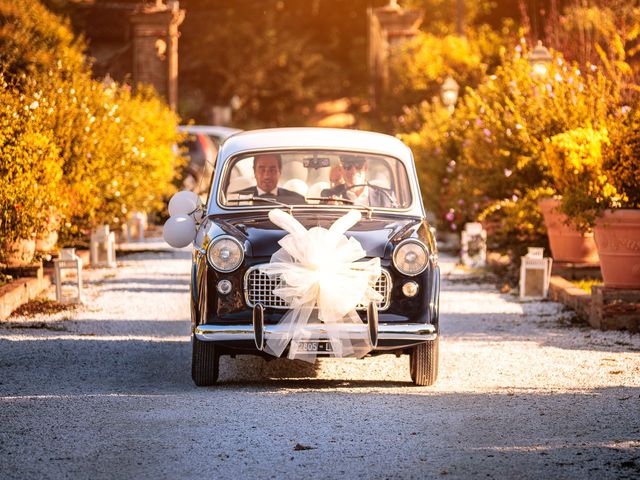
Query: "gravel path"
0 249 639 479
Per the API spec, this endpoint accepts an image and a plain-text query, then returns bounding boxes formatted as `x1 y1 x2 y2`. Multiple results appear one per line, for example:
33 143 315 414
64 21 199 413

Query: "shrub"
441 41 616 248
477 186 554 255
605 108 640 209
0 79 63 244
397 99 458 223
0 0 183 246
392 25 515 230
0 0 85 80
78 83 183 230
545 127 612 230
390 33 484 106
393 5 639 253
546 116 640 231
42 75 184 244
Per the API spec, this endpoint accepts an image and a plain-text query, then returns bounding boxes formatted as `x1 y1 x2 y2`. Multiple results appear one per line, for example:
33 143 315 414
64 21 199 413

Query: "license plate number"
296 341 333 352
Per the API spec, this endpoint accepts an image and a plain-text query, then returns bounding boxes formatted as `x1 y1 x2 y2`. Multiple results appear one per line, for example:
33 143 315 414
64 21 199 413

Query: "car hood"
210 211 422 258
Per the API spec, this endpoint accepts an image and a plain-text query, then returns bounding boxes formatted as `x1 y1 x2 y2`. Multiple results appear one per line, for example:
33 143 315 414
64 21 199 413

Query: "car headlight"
207 235 244 272
393 239 429 276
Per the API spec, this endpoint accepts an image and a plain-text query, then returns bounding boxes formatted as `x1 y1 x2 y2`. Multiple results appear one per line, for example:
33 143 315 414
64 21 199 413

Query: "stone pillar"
368 0 423 109
130 1 185 110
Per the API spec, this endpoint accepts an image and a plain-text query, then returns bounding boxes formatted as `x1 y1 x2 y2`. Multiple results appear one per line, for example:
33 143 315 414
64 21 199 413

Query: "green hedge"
0 0 182 247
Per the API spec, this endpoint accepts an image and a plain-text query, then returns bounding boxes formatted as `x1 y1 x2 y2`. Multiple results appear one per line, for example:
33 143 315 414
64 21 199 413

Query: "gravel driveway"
1 249 639 479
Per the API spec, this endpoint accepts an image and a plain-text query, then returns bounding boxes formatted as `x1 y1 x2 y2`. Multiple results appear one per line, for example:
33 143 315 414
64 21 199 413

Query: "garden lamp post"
230 95 241 111
528 40 552 77
441 76 460 114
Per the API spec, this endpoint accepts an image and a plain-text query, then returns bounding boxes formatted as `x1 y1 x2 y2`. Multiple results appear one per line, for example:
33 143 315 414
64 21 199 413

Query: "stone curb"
0 242 174 321
0 250 90 321
548 275 591 320
548 275 640 332
0 273 53 321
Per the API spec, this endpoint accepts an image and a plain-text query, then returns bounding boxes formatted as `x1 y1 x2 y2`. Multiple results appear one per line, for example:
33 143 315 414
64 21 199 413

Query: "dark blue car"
190 128 440 386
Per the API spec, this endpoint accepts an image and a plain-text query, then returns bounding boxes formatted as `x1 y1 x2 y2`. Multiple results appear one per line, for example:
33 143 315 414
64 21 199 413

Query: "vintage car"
177 125 242 194
189 128 440 386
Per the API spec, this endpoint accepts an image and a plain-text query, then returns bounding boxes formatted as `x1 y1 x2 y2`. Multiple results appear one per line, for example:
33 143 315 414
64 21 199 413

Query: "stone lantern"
90 225 117 268
54 248 83 304
461 222 486 268
528 41 552 77
519 247 553 299
126 212 148 243
441 76 460 114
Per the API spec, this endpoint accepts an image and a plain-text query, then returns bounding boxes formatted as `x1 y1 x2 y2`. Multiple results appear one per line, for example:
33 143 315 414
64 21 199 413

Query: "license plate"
296 341 333 353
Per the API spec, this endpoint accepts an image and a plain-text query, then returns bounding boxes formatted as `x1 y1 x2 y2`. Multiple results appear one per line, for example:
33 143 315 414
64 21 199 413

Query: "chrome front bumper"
194 322 437 351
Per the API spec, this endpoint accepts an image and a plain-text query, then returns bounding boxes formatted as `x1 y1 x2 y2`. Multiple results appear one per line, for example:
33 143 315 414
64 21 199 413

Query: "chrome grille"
244 265 392 311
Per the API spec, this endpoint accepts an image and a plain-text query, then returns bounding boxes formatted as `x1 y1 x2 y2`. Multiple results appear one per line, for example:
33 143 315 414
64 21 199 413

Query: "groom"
235 153 305 204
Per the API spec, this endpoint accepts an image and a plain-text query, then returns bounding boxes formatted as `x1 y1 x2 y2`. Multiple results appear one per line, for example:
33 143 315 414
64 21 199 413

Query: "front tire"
409 337 439 386
192 335 219 386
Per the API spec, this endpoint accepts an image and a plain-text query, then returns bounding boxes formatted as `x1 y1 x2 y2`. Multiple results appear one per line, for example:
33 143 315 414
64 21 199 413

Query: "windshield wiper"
304 196 373 218
226 194 294 213
304 196 354 205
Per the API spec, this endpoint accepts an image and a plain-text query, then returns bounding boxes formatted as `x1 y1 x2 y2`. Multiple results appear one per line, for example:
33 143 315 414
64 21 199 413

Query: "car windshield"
218 150 412 209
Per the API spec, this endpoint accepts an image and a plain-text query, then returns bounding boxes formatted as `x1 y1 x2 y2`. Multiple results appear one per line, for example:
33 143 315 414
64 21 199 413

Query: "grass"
571 278 603 293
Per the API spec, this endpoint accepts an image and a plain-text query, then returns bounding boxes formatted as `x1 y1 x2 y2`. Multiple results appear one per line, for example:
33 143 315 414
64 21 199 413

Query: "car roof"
218 127 412 162
209 127 424 217
178 125 242 139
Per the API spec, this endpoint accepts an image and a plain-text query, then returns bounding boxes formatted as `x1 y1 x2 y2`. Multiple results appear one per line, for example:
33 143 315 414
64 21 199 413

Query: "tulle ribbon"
259 209 382 362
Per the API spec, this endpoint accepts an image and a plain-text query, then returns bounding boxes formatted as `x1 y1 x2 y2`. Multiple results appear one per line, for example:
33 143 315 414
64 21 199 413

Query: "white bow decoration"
259 209 382 361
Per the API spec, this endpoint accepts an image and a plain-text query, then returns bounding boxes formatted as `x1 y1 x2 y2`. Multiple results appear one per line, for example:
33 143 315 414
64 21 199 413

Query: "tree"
179 0 387 126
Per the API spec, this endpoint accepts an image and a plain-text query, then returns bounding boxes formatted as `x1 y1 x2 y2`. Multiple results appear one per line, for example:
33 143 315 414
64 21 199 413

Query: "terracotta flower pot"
593 209 640 288
36 230 59 252
539 198 599 264
0 238 36 265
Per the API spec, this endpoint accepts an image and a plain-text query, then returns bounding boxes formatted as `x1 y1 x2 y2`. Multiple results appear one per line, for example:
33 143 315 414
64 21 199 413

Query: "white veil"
259 209 382 362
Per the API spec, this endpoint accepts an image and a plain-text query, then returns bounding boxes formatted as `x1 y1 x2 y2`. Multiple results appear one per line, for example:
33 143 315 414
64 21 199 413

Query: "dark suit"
321 183 396 208
234 186 306 204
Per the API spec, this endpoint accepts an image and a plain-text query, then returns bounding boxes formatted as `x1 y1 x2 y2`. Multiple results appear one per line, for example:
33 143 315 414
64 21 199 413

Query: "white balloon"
168 190 199 217
163 215 196 248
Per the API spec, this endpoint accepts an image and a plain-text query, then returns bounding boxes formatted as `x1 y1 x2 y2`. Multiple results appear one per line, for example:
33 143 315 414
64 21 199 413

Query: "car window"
182 133 217 195
218 150 412 209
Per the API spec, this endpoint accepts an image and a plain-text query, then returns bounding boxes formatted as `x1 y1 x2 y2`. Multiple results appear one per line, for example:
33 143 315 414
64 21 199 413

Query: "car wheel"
409 337 439 386
191 335 219 386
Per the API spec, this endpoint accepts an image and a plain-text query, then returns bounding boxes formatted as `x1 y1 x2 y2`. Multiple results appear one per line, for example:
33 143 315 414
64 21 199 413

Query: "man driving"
321 155 395 207
234 153 305 204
